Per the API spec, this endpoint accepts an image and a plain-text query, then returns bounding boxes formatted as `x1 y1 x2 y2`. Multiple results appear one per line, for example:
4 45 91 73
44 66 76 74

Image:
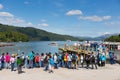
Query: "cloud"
66 10 82 16
108 21 120 25
79 15 111 22
0 12 14 17
40 19 46 22
103 32 110 35
105 21 120 27
0 4 3 10
52 13 59 17
0 11 36 27
24 1 29 4
54 2 63 7
38 23 49 27
0 11 49 28
26 22 35 27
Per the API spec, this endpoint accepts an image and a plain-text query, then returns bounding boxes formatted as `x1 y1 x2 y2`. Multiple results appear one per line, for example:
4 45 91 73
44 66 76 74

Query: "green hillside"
0 24 81 42
104 34 120 42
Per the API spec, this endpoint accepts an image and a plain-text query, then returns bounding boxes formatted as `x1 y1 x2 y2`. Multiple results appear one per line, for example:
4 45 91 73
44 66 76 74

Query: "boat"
48 42 58 46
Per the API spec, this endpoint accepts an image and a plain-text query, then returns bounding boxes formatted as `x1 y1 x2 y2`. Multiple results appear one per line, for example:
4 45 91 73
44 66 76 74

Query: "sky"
0 0 120 37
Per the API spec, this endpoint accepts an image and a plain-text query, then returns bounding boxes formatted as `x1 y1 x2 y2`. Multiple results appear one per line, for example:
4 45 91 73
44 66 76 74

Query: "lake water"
0 41 75 55
0 41 120 59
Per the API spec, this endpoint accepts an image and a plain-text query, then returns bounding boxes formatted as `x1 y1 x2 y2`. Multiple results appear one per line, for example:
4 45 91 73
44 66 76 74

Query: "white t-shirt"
10 57 15 63
54 55 57 63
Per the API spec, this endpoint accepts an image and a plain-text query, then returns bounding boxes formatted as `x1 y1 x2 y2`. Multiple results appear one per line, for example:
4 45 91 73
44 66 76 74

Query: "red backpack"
35 56 40 62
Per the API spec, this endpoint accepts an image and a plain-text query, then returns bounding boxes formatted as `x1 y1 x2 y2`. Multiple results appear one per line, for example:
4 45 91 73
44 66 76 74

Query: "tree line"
0 24 82 42
104 34 120 42
0 31 29 42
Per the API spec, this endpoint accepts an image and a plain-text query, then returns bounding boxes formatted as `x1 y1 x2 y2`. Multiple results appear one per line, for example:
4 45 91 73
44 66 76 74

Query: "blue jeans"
58 60 62 67
44 63 49 71
29 60 33 68
110 58 115 64
62 60 65 67
1 62 4 69
40 61 44 67
11 63 15 71
54 63 58 68
68 61 72 69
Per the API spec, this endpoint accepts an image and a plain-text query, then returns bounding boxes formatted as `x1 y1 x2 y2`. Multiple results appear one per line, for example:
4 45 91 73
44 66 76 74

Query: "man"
21 52 25 68
90 52 97 69
17 56 23 74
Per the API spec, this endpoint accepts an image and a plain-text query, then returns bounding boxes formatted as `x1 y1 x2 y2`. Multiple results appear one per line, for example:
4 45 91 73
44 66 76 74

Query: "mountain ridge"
0 24 82 41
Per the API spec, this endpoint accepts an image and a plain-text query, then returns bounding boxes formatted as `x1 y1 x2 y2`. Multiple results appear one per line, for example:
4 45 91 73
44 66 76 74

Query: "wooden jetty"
59 41 120 54
59 47 90 54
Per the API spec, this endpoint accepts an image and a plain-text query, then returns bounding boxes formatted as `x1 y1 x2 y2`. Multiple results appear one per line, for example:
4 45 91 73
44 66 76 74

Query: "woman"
5 52 11 69
10 54 16 71
0 53 5 69
49 55 54 73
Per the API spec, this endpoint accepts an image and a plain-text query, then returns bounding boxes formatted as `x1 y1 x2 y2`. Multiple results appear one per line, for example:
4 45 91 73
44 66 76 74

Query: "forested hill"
0 24 81 42
104 34 120 42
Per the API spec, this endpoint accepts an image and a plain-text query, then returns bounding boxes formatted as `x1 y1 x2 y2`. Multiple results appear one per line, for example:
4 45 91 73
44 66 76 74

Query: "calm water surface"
0 41 75 55
0 41 119 58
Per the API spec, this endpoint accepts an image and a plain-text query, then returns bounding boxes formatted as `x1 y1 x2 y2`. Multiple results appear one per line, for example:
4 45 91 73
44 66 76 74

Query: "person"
5 52 11 69
35 53 40 68
16 56 23 74
44 54 49 71
77 54 81 67
75 54 79 69
80 54 84 68
29 51 34 68
21 52 25 68
101 54 106 66
61 53 65 67
64 52 68 68
90 52 97 69
53 53 58 69
40 53 44 67
10 54 16 71
0 53 5 69
85 54 90 69
26 56 29 68
49 54 54 73
58 54 62 67
68 54 72 69
0 59 1 70
97 52 101 66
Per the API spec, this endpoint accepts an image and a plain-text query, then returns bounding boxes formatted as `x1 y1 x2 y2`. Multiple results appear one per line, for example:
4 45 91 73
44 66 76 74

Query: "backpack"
35 56 40 62
72 55 76 61
1 56 5 62
64 56 66 61
91 55 95 62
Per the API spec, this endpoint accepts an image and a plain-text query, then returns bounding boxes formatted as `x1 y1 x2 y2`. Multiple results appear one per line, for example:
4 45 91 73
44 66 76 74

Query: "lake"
0 41 75 55
0 41 120 59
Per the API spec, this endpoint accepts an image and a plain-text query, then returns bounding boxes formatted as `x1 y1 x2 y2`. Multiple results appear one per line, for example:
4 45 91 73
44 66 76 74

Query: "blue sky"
0 0 120 37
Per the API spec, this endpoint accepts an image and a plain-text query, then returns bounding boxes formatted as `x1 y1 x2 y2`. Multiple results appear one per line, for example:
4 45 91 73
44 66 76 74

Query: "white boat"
48 42 58 46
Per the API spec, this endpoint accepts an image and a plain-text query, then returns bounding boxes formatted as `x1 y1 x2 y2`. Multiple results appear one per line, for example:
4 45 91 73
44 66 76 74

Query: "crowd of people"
0 50 117 74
